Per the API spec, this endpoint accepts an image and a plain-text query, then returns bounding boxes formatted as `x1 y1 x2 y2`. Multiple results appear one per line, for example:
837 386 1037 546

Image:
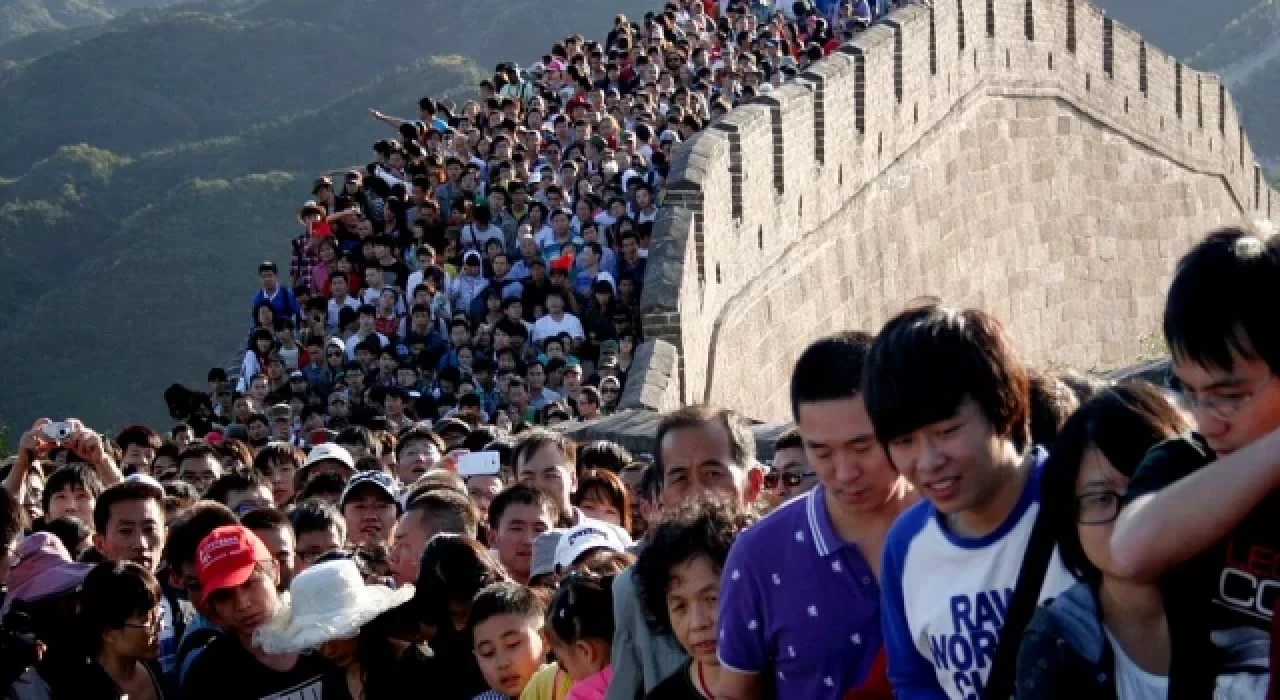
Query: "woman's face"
108 603 161 660
578 496 622 527
1075 446 1130 579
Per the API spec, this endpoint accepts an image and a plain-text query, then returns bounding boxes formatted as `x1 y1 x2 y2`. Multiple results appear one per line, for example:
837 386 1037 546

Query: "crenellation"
633 0 1280 419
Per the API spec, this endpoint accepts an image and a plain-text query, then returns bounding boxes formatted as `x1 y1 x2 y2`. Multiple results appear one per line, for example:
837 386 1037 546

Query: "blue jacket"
1016 583 1119 700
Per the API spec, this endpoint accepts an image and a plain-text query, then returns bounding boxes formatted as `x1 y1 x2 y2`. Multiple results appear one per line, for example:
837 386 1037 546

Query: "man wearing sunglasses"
769 428 818 502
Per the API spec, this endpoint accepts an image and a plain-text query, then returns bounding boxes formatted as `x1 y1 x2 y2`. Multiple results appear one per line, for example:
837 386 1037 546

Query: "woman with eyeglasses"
56 560 166 699
1015 382 1188 699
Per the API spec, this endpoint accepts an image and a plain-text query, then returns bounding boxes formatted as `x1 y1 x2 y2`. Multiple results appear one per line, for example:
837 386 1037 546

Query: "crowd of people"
2 0 1278 699
3 226 1278 700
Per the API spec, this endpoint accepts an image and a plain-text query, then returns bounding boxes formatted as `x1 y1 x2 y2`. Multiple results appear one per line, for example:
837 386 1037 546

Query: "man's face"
397 439 441 485
260 270 277 291
527 365 546 390
796 397 899 510
227 484 274 517
517 444 576 514
546 294 565 315
1172 351 1280 456
659 421 751 511
179 456 222 494
252 526 297 591
621 238 639 260
249 378 269 404
296 526 344 573
563 369 582 395
343 490 398 546
884 398 1008 516
247 420 269 443
494 503 554 581
493 256 510 278
390 510 433 587
96 498 165 573
122 445 155 475
207 564 280 635
331 276 348 298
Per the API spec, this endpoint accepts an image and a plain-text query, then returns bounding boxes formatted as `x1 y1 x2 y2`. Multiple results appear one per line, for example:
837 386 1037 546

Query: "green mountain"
0 0 193 45
0 56 483 429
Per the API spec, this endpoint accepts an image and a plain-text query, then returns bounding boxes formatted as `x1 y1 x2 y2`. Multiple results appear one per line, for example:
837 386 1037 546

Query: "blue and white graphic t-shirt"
880 452 1073 700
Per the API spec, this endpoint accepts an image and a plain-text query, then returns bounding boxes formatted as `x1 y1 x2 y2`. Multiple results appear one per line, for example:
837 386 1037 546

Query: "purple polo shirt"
717 485 882 700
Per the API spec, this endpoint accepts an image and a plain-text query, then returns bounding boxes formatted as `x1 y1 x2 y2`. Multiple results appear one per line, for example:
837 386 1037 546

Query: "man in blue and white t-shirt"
863 304 1073 700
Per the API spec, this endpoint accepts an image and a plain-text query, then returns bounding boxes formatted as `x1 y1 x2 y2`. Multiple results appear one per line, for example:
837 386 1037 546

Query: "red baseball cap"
195 525 271 605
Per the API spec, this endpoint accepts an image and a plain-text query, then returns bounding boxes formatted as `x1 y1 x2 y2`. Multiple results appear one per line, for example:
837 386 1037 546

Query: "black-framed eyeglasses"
1076 490 1124 525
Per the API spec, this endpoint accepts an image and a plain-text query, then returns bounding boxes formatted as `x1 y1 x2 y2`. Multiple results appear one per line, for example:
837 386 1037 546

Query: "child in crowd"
546 574 615 700
469 581 560 700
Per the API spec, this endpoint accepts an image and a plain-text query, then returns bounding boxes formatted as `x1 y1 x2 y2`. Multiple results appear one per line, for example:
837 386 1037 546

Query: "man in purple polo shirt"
717 332 917 700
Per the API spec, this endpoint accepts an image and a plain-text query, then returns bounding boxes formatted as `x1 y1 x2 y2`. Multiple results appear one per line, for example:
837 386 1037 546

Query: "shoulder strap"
982 498 1059 700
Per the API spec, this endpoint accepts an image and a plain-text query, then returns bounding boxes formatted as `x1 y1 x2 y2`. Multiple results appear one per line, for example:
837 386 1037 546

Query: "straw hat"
254 559 415 653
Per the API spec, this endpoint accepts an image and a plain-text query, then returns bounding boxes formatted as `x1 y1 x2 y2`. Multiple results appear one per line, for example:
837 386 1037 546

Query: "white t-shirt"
1104 629 1169 700
532 313 585 343
881 453 1074 700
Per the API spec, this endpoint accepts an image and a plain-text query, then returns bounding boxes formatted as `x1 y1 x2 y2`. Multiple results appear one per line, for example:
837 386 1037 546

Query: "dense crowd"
3 0 1279 700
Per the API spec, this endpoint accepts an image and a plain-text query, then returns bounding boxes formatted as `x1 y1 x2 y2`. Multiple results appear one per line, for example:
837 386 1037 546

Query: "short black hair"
789 331 874 420
162 502 238 573
576 440 633 473
487 484 557 530
415 535 507 628
116 425 162 453
240 507 290 533
405 489 479 539
864 303 1031 451
1027 371 1081 448
36 516 92 559
204 470 270 508
299 472 348 502
634 500 755 632
1042 382 1189 585
466 581 547 635
43 464 104 515
772 426 803 453
395 426 445 459
337 426 379 457
93 480 165 534
1163 227 1280 374
79 561 161 654
287 498 347 541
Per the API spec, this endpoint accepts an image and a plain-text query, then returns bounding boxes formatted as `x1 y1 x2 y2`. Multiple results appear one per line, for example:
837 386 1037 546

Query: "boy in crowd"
866 303 1072 699
240 507 298 592
181 525 330 699
469 581 552 700
635 501 757 700
1112 228 1280 697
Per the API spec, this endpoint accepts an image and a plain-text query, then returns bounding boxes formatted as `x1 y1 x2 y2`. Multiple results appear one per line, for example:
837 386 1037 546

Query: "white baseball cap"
554 520 628 571
303 442 355 471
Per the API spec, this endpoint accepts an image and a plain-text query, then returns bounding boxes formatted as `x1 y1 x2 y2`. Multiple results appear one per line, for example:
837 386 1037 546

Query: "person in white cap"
255 558 418 700
297 442 356 490
449 251 488 315
554 521 630 574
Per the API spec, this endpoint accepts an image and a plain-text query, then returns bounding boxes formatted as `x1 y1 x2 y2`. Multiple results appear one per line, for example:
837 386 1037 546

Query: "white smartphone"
456 451 501 477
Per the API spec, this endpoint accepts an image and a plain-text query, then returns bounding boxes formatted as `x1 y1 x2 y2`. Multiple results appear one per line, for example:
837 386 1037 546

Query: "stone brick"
609 0 1279 434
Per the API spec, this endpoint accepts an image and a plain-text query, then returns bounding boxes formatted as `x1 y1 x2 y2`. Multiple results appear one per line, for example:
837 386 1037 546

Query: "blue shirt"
879 450 1073 700
718 486 883 700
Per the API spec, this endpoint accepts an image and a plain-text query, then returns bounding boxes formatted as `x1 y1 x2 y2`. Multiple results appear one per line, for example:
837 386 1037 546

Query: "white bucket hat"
254 559 415 653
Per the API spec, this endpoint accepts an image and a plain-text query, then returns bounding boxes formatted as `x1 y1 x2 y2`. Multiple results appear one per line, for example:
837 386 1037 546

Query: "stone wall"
640 0 1280 423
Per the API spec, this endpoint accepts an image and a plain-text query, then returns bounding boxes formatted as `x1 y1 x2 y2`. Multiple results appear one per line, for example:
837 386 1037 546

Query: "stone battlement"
633 0 1279 422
